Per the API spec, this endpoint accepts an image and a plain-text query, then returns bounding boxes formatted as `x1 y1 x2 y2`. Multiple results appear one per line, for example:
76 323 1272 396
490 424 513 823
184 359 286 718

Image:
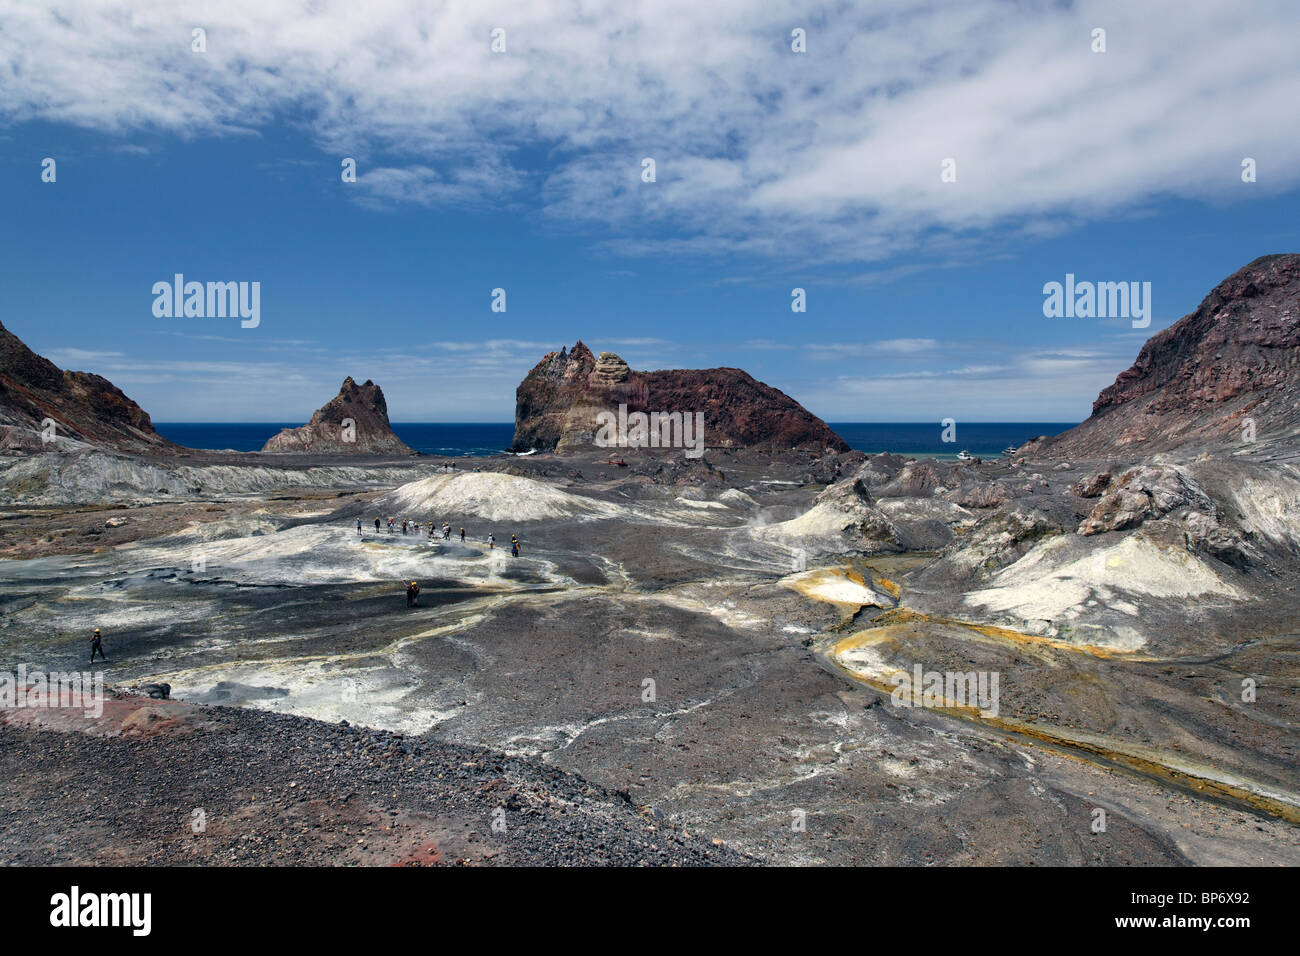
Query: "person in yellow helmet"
406 580 420 608
90 628 106 664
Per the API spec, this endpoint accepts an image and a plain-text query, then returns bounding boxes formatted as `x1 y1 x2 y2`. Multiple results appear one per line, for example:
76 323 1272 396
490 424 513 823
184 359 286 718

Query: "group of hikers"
351 514 521 608
358 516 469 541
483 533 521 555
355 515 519 558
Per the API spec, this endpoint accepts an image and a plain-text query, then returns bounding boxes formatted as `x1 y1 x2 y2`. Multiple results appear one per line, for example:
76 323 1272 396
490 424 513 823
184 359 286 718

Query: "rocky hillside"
1025 254 1300 458
263 377 413 456
0 319 178 455
511 341 848 454
0 694 747 866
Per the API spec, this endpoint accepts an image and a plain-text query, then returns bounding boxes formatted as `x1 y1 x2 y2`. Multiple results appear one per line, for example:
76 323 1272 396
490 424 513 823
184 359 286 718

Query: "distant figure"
406 580 420 608
511 540 519 557
388 517 394 533
460 528 465 542
356 518 362 536
375 517 381 532
488 533 495 549
443 523 451 540
90 628 106 665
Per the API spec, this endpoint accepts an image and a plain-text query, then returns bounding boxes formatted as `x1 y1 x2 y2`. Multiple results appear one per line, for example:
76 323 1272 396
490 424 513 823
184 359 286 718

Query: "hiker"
375 517 381 532
388 516 394 533
511 539 519 557
90 628 106 665
406 580 420 608
460 527 465 542
488 533 495 549
356 518 362 536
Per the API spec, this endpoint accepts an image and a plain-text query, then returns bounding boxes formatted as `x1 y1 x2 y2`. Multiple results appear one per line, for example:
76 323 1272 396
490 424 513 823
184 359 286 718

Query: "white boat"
955 450 975 462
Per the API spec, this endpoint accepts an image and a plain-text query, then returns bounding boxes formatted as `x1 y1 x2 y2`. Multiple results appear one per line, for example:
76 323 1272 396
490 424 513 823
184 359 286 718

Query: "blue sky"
2 1 1297 423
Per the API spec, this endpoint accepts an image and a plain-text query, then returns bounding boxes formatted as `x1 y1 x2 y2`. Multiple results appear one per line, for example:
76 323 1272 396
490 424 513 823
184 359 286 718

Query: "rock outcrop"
0 319 178 455
510 341 848 454
262 377 413 456
1023 254 1300 458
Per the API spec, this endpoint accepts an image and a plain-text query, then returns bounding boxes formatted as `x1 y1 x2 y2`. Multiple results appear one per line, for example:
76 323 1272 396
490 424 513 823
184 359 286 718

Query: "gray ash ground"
0 696 746 866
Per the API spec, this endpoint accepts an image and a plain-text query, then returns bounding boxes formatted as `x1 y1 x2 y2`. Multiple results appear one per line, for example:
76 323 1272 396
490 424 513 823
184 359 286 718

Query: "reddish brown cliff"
1023 254 1300 458
0 319 177 454
511 341 848 454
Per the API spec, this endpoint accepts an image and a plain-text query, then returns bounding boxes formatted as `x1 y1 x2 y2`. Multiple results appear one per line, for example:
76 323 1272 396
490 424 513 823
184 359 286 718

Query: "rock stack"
262 377 413 456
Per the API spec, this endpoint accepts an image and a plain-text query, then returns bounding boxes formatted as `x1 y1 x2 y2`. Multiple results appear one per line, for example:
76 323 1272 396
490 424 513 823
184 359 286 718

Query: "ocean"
154 422 1077 459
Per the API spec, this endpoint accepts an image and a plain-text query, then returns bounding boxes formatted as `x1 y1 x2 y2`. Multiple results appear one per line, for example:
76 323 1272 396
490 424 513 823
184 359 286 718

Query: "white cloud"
2 1 1295 264
802 339 941 358
797 344 1136 420
44 348 127 365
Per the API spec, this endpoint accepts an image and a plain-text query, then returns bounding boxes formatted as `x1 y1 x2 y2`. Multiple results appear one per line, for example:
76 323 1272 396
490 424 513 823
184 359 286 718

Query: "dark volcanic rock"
0 319 178 454
510 341 848 453
1024 254 1300 458
263 377 413 455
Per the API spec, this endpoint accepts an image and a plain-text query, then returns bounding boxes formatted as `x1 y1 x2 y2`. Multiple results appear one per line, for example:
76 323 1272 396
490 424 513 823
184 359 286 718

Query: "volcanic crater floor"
2 456 1297 866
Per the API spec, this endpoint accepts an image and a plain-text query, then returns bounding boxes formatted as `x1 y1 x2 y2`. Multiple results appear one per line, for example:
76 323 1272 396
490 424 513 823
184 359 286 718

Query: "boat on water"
955 450 975 462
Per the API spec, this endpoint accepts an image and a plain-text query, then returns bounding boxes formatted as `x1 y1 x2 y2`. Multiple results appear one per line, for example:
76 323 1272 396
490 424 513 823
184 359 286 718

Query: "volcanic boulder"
510 341 848 454
0 319 177 455
262 377 413 456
